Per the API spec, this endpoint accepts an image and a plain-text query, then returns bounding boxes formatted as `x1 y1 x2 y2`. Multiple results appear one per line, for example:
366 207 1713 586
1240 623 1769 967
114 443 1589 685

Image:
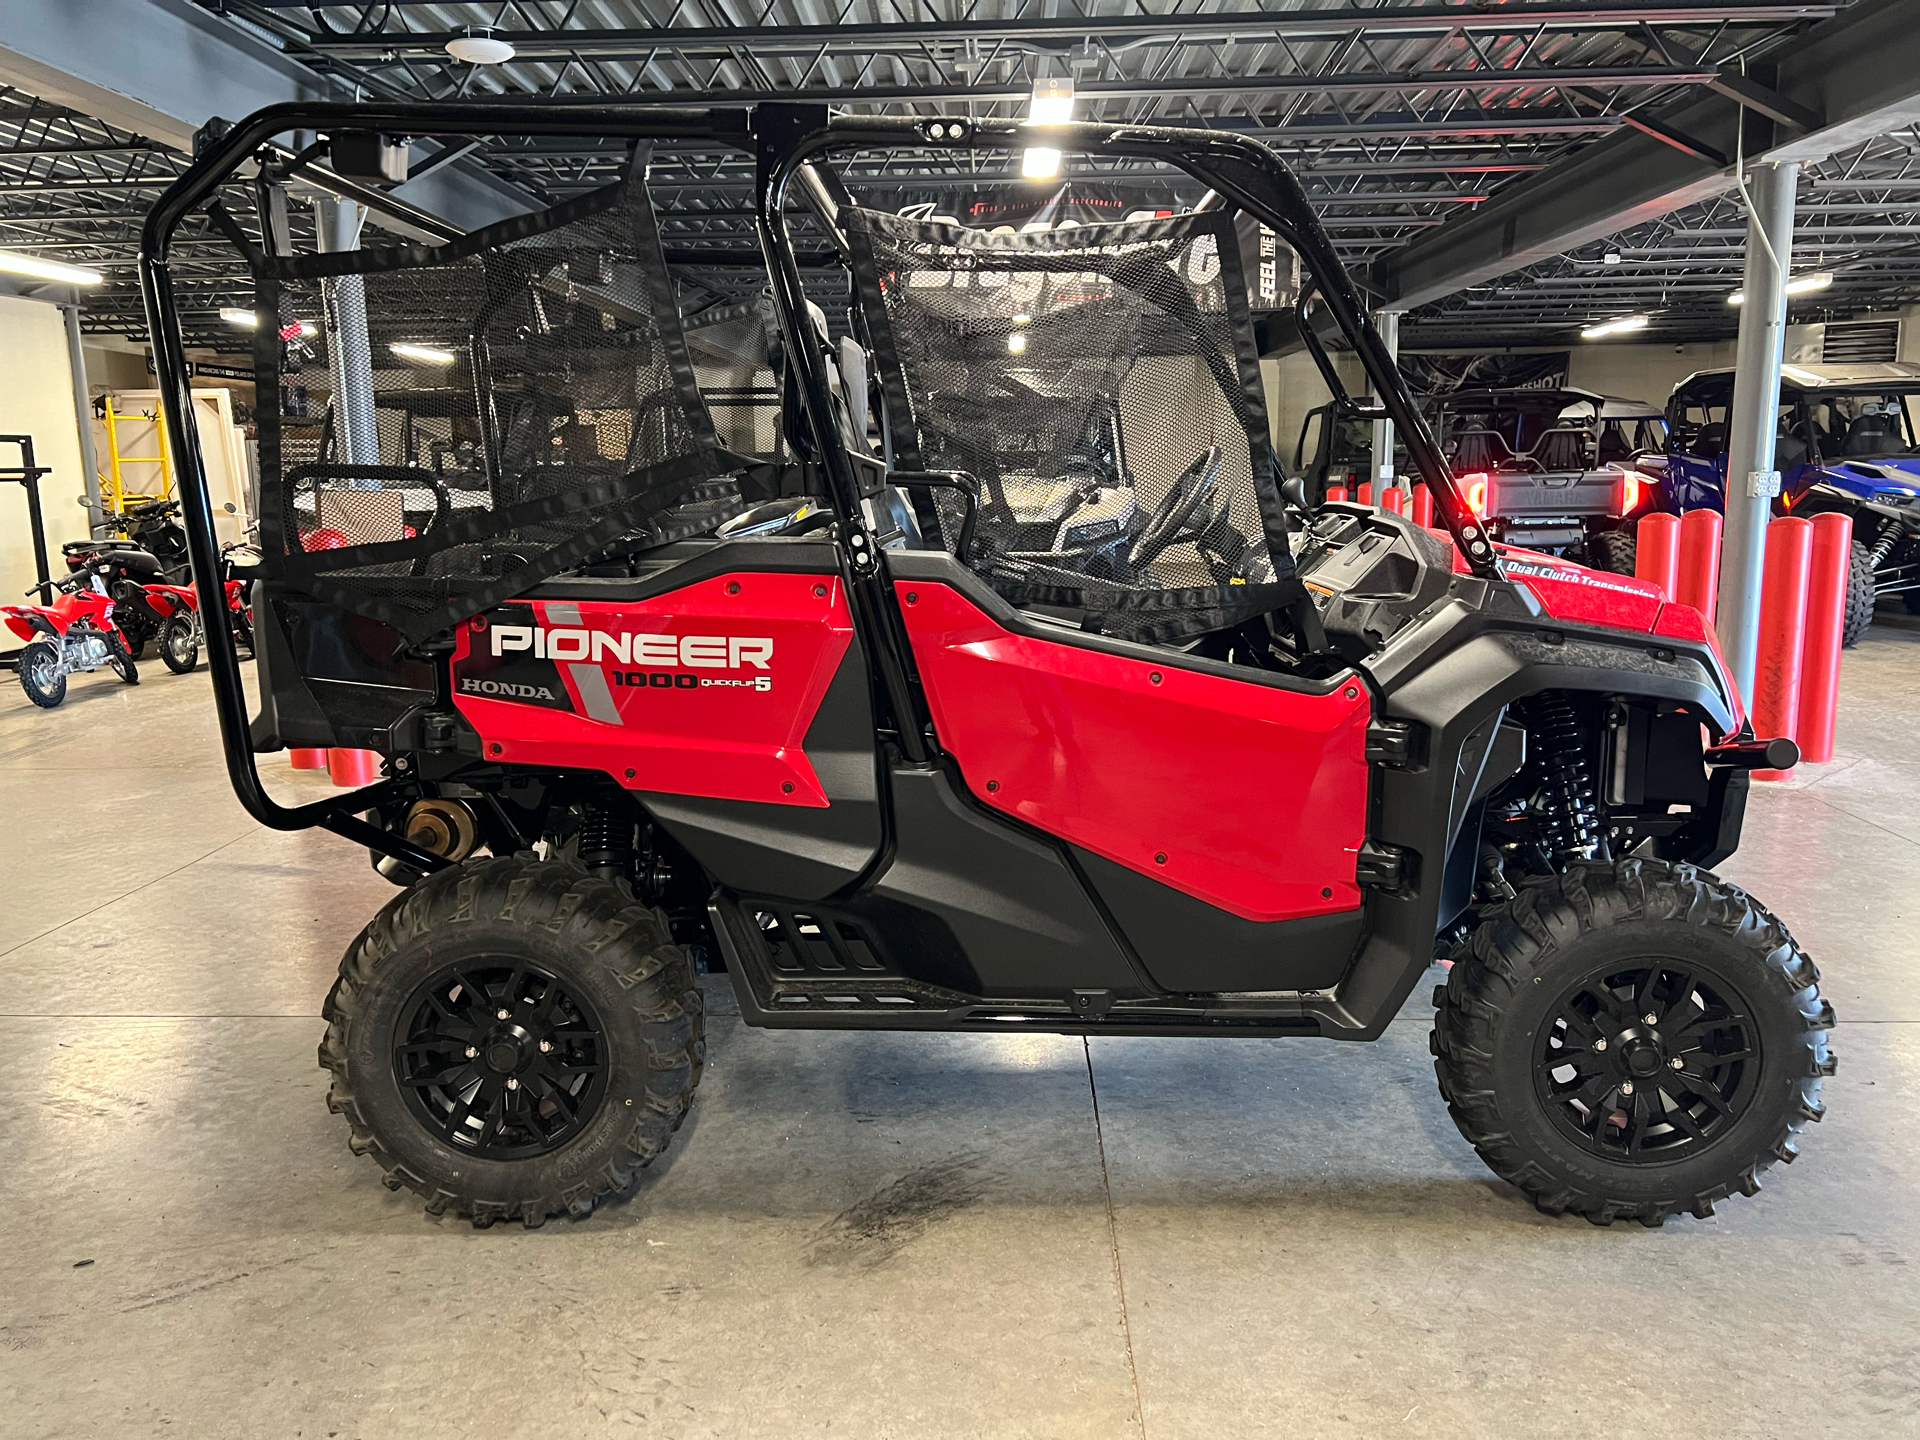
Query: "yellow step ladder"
96 396 173 515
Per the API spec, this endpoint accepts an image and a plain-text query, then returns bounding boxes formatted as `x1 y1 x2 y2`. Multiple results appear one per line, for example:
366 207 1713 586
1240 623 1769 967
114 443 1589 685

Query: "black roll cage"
140 101 1486 866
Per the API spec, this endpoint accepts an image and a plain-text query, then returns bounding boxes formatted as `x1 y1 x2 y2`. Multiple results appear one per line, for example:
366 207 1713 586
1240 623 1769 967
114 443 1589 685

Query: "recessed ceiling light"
446 28 515 65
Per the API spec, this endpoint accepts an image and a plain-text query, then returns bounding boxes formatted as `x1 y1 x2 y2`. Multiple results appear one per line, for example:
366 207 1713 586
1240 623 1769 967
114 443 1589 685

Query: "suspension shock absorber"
1528 692 1601 862
577 801 634 881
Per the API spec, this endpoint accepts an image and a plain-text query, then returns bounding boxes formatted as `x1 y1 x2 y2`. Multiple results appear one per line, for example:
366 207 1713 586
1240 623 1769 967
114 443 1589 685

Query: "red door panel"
450 572 851 806
896 581 1371 922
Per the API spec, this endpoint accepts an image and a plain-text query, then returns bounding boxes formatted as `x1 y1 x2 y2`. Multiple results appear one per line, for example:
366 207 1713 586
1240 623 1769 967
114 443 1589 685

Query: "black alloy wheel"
159 612 200 674
1534 961 1758 1162
395 962 609 1160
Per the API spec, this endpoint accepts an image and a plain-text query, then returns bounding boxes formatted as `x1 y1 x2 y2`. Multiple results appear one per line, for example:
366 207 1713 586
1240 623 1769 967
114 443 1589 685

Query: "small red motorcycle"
141 542 259 674
2 565 141 707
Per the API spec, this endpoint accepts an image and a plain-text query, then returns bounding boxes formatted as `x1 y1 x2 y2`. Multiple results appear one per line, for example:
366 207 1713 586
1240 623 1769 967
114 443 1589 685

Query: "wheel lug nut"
1620 1081 1634 1095
1670 1056 1685 1069
1643 1012 1659 1026
465 1046 477 1059
1593 1038 1608 1051
539 1040 551 1053
497 1008 510 1020
506 1077 519 1090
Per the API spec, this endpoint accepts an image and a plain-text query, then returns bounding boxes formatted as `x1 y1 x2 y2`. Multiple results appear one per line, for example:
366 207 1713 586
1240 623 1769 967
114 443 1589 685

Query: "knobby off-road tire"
158 612 199 674
1433 859 1834 1226
320 855 704 1228
18 639 64 708
1583 527 1637 577
1843 539 1876 648
106 631 138 685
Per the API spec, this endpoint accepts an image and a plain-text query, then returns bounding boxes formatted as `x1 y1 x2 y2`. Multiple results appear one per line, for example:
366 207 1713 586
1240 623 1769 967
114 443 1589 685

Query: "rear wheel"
18 639 65 708
1433 859 1833 1225
158 612 200 674
320 855 704 1227
1584 527 1637 576
105 632 138 685
1843 539 1876 647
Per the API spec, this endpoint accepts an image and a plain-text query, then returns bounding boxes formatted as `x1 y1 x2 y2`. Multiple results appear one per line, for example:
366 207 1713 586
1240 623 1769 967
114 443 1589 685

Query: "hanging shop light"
390 342 457 365
221 307 315 336
1579 314 1650 340
0 249 101 285
1727 271 1833 305
1022 78 1074 181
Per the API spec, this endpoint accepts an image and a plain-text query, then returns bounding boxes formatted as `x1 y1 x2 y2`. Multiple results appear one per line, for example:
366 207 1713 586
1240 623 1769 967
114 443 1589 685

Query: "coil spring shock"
1529 693 1600 861
577 802 633 880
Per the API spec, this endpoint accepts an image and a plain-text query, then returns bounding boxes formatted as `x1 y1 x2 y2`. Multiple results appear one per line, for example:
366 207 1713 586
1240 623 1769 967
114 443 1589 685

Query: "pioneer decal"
490 624 773 670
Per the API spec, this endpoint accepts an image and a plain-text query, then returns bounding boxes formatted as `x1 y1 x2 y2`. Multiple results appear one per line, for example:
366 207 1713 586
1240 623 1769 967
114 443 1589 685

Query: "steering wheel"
715 496 835 540
1127 446 1223 570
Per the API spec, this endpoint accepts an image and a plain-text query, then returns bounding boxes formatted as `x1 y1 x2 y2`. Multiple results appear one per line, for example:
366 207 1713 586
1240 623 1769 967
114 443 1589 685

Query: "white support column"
59 300 103 532
316 199 380 469
1716 160 1799 701
1369 309 1401 493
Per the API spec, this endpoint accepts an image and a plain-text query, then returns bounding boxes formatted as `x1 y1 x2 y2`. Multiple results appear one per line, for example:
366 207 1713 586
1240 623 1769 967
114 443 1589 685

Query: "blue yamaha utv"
1637 363 1920 646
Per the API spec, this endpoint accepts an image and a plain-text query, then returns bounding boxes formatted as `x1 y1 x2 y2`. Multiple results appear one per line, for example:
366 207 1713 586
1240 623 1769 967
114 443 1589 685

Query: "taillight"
1464 473 1489 518
1615 470 1644 514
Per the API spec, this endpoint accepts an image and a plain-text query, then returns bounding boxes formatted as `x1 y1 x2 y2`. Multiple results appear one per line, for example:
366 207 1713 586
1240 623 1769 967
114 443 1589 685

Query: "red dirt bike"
2 565 141 707
141 541 260 674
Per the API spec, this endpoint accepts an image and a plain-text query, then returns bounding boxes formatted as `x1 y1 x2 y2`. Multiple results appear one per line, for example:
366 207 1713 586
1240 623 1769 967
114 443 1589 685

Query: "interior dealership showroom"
2 0 1918 1434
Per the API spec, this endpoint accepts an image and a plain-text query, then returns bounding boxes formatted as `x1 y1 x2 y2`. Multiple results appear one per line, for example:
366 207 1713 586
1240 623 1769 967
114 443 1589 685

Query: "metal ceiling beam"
1382 0 1920 310
281 2 1837 54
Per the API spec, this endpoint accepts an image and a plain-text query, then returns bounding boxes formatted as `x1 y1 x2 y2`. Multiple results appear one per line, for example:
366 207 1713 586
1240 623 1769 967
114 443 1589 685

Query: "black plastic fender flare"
1318 611 1738 1040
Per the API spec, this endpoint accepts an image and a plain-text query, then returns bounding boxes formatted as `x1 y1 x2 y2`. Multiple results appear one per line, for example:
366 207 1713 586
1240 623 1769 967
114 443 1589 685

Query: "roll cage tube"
753 108 1498 578
138 103 754 870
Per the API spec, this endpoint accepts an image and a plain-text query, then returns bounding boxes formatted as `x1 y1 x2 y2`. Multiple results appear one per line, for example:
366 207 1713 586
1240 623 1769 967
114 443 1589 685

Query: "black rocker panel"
1074 848 1363 993
864 767 1139 998
642 633 883 902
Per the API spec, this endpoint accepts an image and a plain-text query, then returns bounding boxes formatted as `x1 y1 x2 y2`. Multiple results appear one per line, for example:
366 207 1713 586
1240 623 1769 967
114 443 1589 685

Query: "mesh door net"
245 176 740 641
847 205 1300 644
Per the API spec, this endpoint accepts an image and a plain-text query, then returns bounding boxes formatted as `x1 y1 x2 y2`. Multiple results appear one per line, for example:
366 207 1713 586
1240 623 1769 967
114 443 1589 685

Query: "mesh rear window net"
846 204 1300 644
238 173 743 641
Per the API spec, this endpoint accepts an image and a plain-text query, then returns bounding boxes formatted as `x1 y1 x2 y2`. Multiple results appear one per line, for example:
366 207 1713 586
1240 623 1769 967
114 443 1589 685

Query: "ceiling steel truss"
2 1 1907 357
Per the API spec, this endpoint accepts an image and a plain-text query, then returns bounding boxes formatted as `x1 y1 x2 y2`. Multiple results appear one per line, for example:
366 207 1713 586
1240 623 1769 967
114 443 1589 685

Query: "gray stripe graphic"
567 662 623 725
545 602 583 625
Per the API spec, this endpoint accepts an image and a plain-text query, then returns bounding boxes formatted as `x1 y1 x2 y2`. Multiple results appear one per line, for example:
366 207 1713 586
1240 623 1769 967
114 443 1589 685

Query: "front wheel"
1433 859 1833 1226
1843 539 1876 647
159 612 200 674
320 855 705 1227
18 638 65 708
106 631 139 685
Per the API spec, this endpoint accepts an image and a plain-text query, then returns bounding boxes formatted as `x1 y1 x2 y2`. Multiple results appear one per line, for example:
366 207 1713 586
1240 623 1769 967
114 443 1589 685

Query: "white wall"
1565 339 1740 410
1263 348 1366 472
0 296 91 603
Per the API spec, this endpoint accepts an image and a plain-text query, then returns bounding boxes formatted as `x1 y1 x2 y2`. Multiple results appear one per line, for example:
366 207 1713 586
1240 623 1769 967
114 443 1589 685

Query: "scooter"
1 565 141 708
141 541 260 674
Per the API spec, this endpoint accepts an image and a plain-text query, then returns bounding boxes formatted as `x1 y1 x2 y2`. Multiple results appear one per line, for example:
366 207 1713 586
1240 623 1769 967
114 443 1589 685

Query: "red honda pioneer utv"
142 103 1832 1230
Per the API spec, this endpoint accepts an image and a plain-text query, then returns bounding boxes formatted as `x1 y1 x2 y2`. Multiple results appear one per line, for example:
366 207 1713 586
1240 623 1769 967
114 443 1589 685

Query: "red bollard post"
1751 516 1814 781
327 748 382 788
1380 485 1405 515
1411 483 1433 528
1675 508 1723 624
1357 482 1373 506
1634 512 1681 599
1795 511 1853 765
1326 485 1349 504
289 748 328 770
